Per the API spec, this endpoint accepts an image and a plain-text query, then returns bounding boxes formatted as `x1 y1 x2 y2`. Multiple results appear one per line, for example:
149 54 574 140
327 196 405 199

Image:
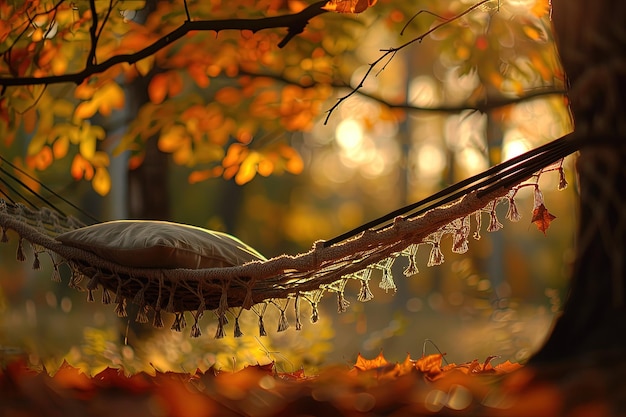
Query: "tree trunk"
531 0 626 362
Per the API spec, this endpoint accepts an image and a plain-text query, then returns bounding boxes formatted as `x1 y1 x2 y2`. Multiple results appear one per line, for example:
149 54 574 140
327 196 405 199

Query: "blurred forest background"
0 0 574 374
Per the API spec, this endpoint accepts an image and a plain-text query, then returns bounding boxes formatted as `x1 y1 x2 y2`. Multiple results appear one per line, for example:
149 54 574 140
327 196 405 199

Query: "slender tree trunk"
531 0 626 362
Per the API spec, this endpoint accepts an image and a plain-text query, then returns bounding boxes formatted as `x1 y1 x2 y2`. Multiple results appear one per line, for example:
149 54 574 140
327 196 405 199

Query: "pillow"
55 220 266 269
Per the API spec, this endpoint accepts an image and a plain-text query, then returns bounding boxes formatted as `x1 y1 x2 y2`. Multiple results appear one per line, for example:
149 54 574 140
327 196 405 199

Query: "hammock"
0 135 580 338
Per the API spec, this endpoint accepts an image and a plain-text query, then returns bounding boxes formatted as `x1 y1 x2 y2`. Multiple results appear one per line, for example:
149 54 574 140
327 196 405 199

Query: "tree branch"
238 69 566 115
86 0 98 66
0 1 328 87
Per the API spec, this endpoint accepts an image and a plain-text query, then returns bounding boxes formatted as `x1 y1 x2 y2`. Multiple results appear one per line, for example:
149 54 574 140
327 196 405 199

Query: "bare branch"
86 0 98 66
183 0 191 22
0 1 328 87
238 69 566 114
352 86 568 114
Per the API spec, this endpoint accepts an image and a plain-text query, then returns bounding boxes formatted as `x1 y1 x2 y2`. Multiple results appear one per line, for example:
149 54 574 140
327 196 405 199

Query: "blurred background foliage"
0 0 574 374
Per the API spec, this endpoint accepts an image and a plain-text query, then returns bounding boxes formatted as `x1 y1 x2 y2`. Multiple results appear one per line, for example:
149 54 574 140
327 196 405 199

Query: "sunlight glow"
409 76 439 107
502 130 531 161
456 147 488 175
336 119 364 150
415 143 446 178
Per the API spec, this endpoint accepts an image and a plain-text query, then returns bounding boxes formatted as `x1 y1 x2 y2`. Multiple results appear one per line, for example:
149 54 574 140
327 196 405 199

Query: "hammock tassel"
191 322 201 338
234 314 243 338
294 295 302 331
32 251 40 270
215 314 226 339
153 308 164 328
357 279 373 302
135 305 149 324
427 241 444 267
337 291 350 313
452 217 470 254
379 267 396 293
115 299 127 318
311 303 319 323
102 288 112 304
16 238 25 262
1 227 8 243
191 311 202 337
258 315 267 337
171 312 186 332
403 244 419 277
488 207 503 232
506 195 522 222
277 309 289 332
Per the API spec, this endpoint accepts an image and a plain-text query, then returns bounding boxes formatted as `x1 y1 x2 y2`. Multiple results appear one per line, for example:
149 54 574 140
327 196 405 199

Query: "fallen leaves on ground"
1 351 623 416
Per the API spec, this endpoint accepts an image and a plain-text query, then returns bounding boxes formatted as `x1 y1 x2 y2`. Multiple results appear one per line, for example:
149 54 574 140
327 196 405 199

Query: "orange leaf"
414 353 445 380
52 360 93 391
26 146 53 171
70 154 94 181
148 73 169 105
354 351 389 371
531 203 556 235
323 0 377 13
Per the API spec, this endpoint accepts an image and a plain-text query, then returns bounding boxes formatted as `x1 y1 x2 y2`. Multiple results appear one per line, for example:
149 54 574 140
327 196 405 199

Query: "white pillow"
55 220 266 269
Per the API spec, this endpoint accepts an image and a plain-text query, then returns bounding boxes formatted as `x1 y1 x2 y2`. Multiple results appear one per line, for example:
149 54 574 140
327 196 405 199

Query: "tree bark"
531 0 626 362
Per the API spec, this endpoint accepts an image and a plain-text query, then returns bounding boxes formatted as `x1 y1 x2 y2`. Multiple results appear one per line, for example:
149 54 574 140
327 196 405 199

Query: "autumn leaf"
531 188 556 235
92 167 112 196
414 354 445 380
323 0 377 13
354 351 390 371
531 203 556 235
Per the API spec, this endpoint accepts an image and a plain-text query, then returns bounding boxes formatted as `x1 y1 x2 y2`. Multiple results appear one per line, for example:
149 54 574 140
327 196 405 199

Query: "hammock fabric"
0 135 580 338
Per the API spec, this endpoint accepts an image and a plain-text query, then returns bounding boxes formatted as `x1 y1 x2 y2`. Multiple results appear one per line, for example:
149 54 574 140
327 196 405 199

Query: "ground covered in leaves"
2 351 625 417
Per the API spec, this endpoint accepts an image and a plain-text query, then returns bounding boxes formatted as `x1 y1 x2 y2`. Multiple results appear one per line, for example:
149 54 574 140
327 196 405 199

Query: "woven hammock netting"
0 135 581 338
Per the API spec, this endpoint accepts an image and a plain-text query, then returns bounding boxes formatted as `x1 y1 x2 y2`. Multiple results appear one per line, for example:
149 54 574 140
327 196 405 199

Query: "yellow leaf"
74 101 98 119
97 83 125 116
92 167 111 196
235 153 259 185
257 158 274 177
79 133 96 159
135 56 154 76
158 125 188 153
